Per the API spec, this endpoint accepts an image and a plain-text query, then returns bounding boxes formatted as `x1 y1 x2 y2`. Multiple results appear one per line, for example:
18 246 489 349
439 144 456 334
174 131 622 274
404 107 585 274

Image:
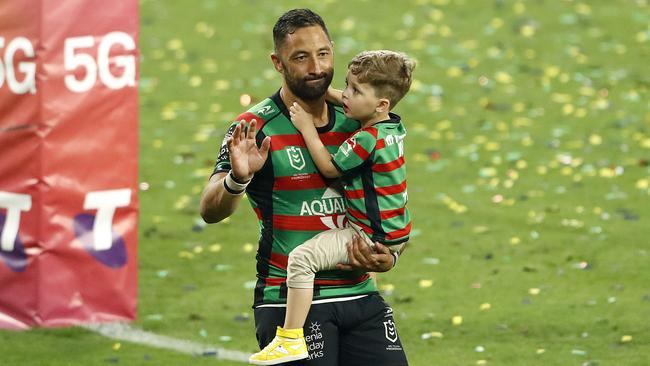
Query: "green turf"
2 0 649 365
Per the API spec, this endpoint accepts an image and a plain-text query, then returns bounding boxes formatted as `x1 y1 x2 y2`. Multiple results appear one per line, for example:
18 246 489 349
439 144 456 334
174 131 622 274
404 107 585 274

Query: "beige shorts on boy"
286 222 404 289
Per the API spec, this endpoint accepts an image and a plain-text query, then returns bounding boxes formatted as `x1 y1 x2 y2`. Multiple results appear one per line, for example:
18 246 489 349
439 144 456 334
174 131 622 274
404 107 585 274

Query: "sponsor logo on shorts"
306 321 325 360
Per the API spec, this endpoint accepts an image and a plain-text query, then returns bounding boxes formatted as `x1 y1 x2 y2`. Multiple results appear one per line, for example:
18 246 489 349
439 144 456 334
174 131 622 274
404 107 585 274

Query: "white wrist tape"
224 171 250 194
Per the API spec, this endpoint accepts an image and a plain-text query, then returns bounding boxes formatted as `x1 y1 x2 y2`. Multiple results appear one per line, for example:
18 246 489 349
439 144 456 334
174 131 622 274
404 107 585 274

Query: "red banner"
0 0 139 329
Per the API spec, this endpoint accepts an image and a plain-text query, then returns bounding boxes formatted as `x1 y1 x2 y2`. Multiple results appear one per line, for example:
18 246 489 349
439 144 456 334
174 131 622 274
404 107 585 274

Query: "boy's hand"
289 102 314 132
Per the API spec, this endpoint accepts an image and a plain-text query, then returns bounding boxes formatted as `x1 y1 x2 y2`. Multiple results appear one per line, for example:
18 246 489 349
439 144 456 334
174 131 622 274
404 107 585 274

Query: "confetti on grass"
133 2 650 365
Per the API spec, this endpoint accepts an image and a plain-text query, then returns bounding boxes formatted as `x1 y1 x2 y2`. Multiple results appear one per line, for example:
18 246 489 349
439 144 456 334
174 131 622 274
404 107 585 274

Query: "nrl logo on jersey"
286 146 306 170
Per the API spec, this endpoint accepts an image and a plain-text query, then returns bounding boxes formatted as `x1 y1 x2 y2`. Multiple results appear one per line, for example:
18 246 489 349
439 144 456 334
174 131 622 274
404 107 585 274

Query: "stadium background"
2 0 649 365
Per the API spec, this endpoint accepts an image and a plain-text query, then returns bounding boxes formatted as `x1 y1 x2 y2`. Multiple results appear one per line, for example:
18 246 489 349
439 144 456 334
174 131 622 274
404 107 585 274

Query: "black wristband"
230 171 251 184
223 176 245 195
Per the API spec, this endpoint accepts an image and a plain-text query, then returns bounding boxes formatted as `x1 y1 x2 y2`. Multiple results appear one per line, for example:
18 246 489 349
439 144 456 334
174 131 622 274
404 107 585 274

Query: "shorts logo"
306 321 325 360
384 319 398 343
384 307 394 317
286 146 305 170
309 321 321 333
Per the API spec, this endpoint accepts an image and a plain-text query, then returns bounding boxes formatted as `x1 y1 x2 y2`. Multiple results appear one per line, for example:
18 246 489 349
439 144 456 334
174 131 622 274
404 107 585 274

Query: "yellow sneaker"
249 327 308 365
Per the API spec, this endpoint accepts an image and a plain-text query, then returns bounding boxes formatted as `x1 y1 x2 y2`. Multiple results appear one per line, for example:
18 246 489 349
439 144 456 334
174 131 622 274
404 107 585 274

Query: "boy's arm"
301 128 342 178
326 87 343 105
337 237 406 273
289 102 341 178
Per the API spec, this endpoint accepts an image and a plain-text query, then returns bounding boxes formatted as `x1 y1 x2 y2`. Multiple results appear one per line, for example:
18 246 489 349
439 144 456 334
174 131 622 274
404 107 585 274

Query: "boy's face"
341 71 382 121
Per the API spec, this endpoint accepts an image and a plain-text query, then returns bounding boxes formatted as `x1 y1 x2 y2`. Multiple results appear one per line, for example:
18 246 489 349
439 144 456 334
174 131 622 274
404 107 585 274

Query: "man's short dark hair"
273 9 331 52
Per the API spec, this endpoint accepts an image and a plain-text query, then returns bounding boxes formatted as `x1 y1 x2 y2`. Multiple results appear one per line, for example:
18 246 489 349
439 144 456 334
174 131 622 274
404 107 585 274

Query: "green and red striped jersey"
331 113 411 245
213 91 377 306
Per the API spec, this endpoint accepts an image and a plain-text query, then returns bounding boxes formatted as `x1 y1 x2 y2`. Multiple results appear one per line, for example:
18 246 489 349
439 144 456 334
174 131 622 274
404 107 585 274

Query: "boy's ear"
376 98 391 113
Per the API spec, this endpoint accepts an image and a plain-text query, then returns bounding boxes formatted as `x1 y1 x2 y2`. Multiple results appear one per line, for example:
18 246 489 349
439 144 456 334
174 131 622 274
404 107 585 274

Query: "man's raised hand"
227 120 271 181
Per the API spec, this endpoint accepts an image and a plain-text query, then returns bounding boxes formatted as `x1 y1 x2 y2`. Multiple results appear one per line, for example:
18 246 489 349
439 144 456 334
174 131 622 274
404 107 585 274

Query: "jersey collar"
271 89 337 133
373 112 402 125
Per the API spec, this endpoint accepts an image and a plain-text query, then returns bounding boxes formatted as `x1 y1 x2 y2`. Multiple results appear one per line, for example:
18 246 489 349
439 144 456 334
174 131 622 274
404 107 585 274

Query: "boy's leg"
284 227 357 328
250 229 354 365
283 234 321 330
284 288 312 329
253 304 340 365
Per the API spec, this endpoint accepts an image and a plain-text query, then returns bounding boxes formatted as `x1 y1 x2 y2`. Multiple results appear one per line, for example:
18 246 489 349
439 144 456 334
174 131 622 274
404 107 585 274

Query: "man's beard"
283 65 334 101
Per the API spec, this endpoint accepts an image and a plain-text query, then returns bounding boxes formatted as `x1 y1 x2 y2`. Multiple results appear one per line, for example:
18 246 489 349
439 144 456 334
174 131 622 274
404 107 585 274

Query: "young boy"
249 50 415 365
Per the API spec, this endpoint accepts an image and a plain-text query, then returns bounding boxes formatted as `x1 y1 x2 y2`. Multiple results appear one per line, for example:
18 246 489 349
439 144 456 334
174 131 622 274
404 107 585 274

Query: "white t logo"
83 189 131 251
0 192 32 251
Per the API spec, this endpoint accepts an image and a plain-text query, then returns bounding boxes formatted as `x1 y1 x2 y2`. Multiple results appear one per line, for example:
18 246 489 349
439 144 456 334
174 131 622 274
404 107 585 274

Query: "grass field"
2 0 650 365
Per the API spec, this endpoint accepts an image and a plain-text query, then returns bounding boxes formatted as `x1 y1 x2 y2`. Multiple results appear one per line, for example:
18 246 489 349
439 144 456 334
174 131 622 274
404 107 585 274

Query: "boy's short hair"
273 9 331 52
348 50 416 109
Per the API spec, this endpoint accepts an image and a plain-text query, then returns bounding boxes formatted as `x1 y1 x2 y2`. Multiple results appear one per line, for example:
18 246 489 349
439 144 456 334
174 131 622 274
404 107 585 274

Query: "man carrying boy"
200 8 409 366
250 50 415 365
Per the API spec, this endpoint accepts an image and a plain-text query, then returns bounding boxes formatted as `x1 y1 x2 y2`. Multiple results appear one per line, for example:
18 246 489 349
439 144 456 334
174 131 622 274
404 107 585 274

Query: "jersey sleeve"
212 121 239 176
331 129 377 174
